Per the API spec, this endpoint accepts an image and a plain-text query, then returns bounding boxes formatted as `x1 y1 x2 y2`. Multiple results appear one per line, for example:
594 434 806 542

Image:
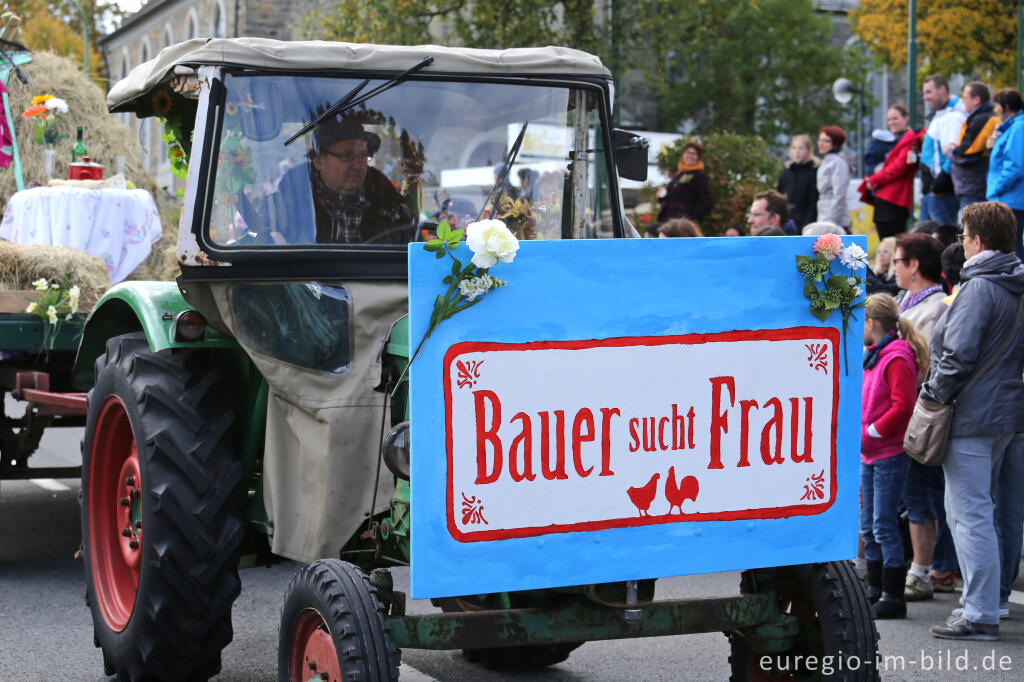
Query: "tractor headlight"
383 420 410 480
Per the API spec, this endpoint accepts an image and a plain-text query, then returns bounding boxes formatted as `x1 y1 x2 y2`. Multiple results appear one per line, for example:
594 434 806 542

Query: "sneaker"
930 614 999 641
952 607 1010 620
930 572 956 593
905 573 934 601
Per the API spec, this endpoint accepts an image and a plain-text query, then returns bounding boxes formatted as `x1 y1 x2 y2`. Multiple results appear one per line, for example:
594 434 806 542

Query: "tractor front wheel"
278 559 399 682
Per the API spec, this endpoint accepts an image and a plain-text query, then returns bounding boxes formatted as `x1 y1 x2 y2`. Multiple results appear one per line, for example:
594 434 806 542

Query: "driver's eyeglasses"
322 150 371 164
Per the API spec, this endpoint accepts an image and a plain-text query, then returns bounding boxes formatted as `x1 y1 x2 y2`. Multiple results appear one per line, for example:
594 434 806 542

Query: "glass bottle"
72 127 87 163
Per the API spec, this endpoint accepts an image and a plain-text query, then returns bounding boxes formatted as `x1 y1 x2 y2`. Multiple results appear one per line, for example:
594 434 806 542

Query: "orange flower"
22 104 47 118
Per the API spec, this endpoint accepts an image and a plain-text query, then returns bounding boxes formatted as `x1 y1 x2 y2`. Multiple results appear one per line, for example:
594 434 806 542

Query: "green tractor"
75 38 878 681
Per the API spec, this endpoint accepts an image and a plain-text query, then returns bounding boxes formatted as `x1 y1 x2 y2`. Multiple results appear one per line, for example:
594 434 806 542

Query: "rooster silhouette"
627 473 660 517
665 466 699 514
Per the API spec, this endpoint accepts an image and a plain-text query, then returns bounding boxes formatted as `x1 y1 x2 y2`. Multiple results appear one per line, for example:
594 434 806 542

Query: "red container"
69 156 104 180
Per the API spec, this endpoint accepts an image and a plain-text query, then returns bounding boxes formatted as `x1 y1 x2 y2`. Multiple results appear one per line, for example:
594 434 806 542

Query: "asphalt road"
3 403 1024 680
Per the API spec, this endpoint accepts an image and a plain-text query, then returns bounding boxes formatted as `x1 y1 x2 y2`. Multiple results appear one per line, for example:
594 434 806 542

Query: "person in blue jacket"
985 88 1024 259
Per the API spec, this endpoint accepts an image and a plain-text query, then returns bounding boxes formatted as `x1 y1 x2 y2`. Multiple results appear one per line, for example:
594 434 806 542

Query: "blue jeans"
902 459 958 571
958 195 985 215
919 192 959 226
943 433 1016 625
993 433 1024 607
861 454 910 568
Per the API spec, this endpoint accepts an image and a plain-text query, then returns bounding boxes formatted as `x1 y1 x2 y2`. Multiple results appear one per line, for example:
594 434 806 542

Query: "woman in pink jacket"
861 293 929 619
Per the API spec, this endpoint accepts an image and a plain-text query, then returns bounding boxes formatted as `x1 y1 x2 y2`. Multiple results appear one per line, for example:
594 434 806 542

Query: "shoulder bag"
904 294 1024 465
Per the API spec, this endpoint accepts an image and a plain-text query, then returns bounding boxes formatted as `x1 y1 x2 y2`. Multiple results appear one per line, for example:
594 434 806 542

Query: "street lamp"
833 77 865 178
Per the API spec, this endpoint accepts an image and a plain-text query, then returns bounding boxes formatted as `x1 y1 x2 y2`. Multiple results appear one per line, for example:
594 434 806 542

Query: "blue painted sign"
409 236 866 599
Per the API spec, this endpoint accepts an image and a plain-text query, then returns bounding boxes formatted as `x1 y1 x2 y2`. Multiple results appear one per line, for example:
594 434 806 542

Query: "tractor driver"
266 117 413 245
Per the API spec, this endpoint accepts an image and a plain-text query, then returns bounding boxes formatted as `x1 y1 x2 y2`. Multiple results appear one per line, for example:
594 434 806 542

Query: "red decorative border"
442 327 841 543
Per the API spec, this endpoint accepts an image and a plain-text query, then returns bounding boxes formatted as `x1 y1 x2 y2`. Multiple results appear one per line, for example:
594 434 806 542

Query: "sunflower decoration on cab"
494 194 537 240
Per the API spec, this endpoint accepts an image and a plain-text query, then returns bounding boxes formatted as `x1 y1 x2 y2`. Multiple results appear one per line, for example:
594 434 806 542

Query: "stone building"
98 0 323 192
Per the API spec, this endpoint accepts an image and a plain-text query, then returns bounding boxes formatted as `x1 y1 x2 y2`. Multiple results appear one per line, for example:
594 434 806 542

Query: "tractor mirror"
612 128 648 182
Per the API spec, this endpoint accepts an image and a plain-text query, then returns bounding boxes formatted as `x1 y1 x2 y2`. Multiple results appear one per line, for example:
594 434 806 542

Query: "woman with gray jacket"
922 201 1024 642
816 126 851 231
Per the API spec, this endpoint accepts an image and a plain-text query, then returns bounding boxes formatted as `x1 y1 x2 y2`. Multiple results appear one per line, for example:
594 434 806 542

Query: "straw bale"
2 51 180 282
0 240 111 308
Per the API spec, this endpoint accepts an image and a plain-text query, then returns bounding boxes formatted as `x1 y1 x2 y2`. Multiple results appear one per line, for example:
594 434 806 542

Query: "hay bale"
3 51 180 282
0 241 111 308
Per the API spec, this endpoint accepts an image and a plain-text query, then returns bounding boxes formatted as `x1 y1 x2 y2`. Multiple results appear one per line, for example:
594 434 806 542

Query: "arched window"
186 9 200 40
162 24 174 50
119 50 131 126
139 40 152 166
212 0 227 38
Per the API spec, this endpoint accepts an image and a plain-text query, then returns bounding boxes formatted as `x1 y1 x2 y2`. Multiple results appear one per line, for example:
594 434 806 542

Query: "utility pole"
906 0 917 129
64 0 90 76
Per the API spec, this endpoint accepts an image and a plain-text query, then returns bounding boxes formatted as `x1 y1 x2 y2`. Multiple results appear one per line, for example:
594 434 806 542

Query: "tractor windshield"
205 73 618 249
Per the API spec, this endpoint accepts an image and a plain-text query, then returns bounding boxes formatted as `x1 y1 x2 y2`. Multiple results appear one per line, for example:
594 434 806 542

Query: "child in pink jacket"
861 293 929 619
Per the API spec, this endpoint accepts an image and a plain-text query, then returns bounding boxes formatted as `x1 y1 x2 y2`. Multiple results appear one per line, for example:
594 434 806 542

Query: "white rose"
45 97 69 113
466 219 519 269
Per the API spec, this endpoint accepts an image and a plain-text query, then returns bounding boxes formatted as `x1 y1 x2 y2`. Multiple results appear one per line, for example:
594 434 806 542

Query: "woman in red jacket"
859 105 925 239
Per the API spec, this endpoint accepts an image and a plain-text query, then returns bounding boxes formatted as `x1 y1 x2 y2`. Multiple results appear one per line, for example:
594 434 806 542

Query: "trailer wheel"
279 559 399 682
728 561 879 682
81 333 243 681
434 594 582 669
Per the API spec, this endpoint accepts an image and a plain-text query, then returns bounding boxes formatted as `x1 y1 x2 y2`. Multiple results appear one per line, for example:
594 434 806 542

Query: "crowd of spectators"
648 75 1024 641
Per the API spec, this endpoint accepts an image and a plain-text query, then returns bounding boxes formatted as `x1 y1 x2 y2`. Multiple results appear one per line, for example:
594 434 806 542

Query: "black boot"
866 560 882 605
872 566 907 619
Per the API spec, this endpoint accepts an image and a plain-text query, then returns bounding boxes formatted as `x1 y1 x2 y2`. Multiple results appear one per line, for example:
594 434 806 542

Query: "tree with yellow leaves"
851 0 1019 86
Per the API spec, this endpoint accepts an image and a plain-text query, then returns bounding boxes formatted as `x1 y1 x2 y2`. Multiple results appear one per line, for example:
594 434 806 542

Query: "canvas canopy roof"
108 37 611 113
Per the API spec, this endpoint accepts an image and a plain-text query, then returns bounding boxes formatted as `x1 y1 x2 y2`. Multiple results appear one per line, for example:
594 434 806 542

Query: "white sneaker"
951 607 1010 620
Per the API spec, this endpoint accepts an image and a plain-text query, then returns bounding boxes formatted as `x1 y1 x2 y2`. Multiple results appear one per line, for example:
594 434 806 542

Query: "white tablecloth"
0 186 162 283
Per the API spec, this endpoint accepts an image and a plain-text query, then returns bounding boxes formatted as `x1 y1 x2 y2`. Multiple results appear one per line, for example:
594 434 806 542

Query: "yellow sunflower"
225 102 239 116
152 90 173 115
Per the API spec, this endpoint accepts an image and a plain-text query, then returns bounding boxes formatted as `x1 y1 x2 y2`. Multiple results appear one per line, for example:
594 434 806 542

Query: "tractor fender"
74 281 238 388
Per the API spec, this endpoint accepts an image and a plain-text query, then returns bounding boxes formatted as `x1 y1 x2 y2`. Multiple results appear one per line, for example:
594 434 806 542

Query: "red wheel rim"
88 396 142 632
289 609 342 682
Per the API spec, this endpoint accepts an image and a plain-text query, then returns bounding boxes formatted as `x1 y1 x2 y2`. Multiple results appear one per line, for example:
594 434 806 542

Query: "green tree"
2 0 126 82
657 132 783 235
642 0 867 140
851 0 1017 87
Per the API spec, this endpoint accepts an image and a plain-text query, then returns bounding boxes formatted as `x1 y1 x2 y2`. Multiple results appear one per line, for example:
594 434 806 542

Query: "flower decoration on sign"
24 272 84 349
22 94 69 148
796 236 866 375
393 218 517 388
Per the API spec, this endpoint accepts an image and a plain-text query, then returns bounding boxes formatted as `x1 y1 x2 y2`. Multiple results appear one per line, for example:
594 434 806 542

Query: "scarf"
676 160 705 173
864 328 898 370
898 284 943 313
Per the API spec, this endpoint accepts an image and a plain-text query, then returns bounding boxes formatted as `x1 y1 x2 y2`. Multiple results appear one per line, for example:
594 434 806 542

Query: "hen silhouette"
665 466 699 514
627 473 660 517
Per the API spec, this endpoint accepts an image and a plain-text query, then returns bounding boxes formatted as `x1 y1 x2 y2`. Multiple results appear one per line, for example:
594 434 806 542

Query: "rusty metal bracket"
390 593 778 651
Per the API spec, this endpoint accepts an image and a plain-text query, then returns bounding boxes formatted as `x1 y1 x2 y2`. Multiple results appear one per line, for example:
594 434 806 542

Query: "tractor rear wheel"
81 333 244 681
728 561 879 681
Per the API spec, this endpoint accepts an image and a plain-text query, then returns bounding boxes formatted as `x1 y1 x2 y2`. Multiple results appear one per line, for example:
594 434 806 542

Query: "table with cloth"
0 186 162 283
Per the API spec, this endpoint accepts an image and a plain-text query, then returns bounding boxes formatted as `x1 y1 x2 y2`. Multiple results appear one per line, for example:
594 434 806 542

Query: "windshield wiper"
284 56 434 147
479 121 529 221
